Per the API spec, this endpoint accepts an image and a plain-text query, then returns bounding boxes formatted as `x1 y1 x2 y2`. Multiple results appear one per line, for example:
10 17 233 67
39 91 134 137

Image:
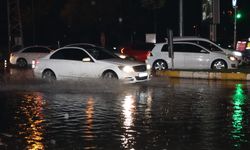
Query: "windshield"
85 47 119 60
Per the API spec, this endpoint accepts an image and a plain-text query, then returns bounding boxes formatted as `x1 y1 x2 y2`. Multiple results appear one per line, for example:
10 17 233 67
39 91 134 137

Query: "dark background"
0 0 249 48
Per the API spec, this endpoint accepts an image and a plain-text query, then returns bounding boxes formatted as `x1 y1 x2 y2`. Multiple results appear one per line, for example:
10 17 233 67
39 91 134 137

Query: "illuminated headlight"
228 56 237 61
119 66 134 73
146 64 151 70
233 51 242 57
118 54 127 59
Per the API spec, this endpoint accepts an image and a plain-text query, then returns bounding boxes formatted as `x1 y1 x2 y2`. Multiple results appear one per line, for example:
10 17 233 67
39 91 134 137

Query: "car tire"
42 70 56 82
153 60 168 71
17 58 27 68
102 71 118 79
211 59 227 70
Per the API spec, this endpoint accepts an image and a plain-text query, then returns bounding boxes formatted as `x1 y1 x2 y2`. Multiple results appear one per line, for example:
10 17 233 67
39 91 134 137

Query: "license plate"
138 72 148 77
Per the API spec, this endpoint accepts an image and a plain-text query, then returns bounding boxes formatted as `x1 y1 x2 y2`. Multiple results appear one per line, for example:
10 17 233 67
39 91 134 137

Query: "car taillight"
120 48 125 54
148 52 153 57
32 59 39 68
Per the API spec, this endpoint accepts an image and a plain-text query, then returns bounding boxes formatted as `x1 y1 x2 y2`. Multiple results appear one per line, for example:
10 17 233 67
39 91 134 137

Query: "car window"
194 41 222 52
85 47 118 60
22 47 51 53
50 48 90 61
161 44 169 52
174 43 207 53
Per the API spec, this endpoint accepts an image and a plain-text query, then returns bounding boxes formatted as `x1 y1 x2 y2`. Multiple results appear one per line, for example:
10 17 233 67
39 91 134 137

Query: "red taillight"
148 52 153 57
120 48 125 54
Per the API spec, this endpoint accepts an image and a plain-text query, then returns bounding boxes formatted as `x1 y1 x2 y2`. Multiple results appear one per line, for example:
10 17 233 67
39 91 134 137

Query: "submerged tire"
42 70 56 82
102 71 118 79
17 58 27 68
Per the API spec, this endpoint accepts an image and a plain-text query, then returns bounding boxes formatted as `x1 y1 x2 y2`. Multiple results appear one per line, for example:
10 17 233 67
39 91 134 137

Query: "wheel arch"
152 59 168 70
42 68 57 78
102 69 118 78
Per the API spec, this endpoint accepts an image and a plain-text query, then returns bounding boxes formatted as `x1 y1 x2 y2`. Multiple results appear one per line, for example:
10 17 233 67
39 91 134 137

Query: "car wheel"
42 70 56 82
102 71 118 79
211 60 227 69
153 60 168 70
17 58 27 68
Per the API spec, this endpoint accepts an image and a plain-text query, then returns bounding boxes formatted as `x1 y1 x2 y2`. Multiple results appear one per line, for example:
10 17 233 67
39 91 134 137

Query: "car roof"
173 36 211 42
64 43 96 49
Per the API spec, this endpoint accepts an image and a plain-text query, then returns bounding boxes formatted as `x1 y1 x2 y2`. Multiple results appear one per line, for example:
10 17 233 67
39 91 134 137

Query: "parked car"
172 37 243 64
147 42 238 70
33 46 151 83
9 45 52 67
119 43 155 62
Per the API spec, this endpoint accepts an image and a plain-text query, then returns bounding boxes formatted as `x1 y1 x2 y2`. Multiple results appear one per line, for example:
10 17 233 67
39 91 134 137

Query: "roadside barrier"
156 70 250 81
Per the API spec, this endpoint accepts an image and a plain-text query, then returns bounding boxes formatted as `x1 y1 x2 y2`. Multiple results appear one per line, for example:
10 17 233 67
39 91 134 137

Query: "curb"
156 70 250 81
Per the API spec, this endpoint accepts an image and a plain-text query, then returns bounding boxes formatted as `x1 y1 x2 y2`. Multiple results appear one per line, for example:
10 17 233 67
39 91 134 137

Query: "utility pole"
7 0 24 53
232 0 237 48
179 0 183 37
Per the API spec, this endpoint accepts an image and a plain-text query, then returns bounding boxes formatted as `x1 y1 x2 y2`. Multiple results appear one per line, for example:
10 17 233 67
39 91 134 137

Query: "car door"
174 42 210 69
66 48 102 78
156 44 184 69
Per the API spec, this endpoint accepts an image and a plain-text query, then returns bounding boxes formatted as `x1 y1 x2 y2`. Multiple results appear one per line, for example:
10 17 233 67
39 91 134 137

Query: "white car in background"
147 41 238 70
33 46 151 83
173 37 243 64
9 45 52 67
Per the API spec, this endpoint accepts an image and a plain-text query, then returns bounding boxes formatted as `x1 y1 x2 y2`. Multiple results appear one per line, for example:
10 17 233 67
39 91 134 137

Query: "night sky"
0 0 249 49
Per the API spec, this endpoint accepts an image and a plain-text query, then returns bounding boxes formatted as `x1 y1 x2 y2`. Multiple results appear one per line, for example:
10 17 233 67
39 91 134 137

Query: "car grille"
133 65 146 72
135 76 148 80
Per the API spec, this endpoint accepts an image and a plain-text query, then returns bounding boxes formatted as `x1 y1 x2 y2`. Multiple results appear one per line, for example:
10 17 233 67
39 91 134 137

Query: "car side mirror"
82 57 91 62
201 49 208 53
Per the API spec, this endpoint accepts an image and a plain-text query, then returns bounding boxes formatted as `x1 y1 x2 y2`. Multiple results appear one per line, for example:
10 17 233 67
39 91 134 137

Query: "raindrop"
64 113 69 119
50 139 56 145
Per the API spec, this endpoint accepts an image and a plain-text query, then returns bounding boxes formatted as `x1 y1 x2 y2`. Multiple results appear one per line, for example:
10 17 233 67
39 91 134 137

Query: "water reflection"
231 84 247 148
84 96 94 139
121 86 153 149
16 92 45 150
121 95 135 149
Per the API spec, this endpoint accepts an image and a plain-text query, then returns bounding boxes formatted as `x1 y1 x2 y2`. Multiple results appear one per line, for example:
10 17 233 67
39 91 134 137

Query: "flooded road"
0 68 250 150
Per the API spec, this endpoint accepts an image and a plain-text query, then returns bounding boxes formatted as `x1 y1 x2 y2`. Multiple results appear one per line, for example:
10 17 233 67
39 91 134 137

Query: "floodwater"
0 69 250 150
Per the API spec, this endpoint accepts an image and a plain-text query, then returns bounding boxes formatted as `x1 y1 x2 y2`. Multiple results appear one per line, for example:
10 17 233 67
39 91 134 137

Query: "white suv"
147 42 238 70
173 37 243 64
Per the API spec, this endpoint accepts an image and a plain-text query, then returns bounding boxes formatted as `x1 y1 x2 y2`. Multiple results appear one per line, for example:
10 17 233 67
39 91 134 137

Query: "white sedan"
9 45 52 67
33 46 151 83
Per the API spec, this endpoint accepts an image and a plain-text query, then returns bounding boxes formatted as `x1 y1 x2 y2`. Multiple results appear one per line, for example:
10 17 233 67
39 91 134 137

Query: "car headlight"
146 64 151 70
119 66 134 73
233 51 242 57
228 56 237 61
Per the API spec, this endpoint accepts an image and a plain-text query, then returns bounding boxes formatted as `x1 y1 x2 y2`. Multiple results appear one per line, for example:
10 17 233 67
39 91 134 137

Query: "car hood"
222 48 242 58
99 58 145 66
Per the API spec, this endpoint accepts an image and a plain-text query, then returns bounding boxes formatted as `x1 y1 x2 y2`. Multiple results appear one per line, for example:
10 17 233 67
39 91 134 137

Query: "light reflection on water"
1 78 250 149
231 84 247 149
121 95 136 149
17 92 45 150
